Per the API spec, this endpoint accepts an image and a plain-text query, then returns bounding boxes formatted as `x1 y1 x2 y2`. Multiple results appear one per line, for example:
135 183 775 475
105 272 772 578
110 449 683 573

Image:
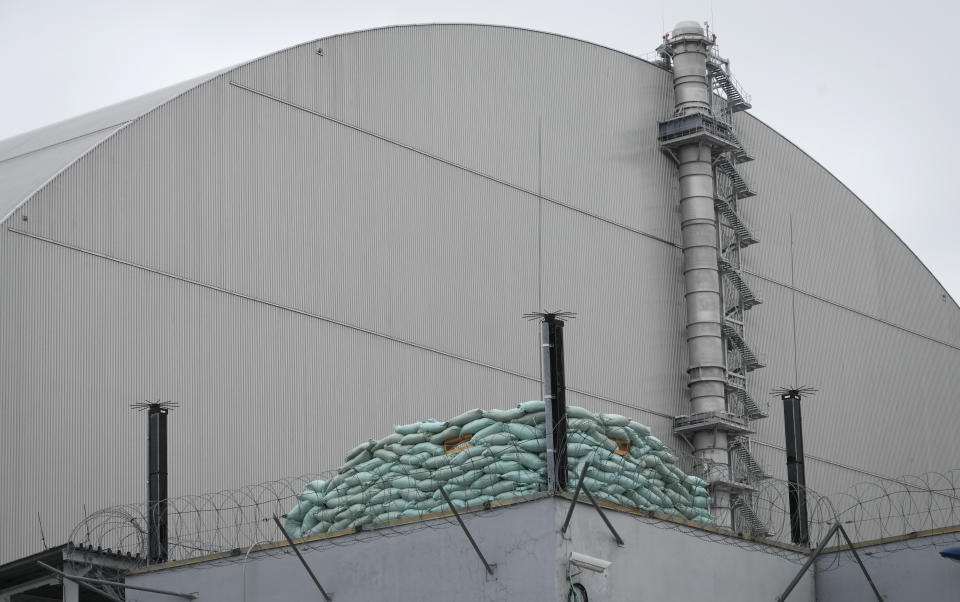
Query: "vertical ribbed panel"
540 202 687 415
735 112 960 346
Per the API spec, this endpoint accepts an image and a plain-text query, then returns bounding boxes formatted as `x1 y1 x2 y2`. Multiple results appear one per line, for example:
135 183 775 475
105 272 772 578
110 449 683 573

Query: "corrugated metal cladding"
1 24 958 562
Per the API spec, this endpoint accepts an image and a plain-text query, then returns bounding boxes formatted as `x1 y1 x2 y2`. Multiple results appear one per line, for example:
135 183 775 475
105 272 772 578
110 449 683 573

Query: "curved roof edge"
0 23 668 226
742 110 960 311
2 23 950 312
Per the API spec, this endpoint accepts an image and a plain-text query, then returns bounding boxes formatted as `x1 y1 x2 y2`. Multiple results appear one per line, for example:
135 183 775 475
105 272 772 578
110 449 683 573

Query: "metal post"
776 522 882 602
438 488 496 576
560 461 624 546
148 403 169 564
272 515 333 600
540 314 569 492
782 392 810 546
37 562 196 600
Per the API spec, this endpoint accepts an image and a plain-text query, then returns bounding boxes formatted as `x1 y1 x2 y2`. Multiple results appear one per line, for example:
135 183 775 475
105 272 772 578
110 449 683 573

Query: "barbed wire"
70 465 960 571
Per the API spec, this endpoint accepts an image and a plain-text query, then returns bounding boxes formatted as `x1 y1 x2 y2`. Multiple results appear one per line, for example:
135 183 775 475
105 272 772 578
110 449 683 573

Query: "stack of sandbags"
284 401 713 538
562 406 714 524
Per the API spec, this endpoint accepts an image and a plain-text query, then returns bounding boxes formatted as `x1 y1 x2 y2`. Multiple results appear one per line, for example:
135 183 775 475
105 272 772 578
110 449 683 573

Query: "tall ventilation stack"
656 22 768 530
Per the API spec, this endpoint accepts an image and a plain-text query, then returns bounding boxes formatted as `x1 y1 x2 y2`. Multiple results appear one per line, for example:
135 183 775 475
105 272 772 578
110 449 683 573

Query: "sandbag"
517 400 545 413
379 433 404 446
483 460 524 474
417 419 448 434
627 421 651 437
461 417 495 435
373 449 398 462
481 481 516 496
501 452 546 471
399 452 432 466
306 479 327 493
513 412 546 426
429 426 461 445
501 470 541 484
400 433 427 445
409 442 445 455
340 450 372 472
449 445 485 465
502 423 542 440
484 408 525 422
394 422 421 435
422 454 451 469
448 408 485 427
598 413 630 427
517 438 546 453
344 440 374 461
471 422 504 440
478 432 517 446
566 406 596 420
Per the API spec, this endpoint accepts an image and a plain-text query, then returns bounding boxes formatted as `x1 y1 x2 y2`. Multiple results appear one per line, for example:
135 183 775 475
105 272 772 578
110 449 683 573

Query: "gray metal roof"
0 71 222 224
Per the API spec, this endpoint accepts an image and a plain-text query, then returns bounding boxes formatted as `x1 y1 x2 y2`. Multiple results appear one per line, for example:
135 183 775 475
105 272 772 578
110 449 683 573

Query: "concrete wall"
127 498 814 602
816 531 960 601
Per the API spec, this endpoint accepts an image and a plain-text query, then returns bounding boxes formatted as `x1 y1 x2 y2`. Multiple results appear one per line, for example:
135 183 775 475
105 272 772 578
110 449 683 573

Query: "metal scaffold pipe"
663 20 731 522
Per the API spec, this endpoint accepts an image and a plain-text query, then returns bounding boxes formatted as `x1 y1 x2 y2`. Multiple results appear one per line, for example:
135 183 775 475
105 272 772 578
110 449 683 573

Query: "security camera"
569 552 612 573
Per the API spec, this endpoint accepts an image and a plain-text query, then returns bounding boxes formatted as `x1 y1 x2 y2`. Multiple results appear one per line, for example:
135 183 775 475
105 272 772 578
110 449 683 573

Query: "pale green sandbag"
517 400 545 413
471 422 504 440
482 480 516 496
457 455 497 471
693 495 710 509
471 472 503 489
466 495 494 506
484 460 524 474
429 425 461 445
449 445 485 465
501 470 542 484
485 408 525 422
448 469 484 486
494 491 519 501
517 438 546 453
343 471 377 488
448 408 485 427
380 498 408 513
394 422 421 435
432 466 465 481
286 500 313 522
594 491 622 505
344 485 364 496
335 503 366 521
500 452 546 470
390 476 417 489
379 433 404 446
502 423 542 440
386 443 412 456
422 454 451 470
461 417 495 435
370 487 404 504
301 506 323 533
597 413 630 427
585 466 619 486
417 419 449 434
446 488 482 500
400 433 427 445
397 488 430 502
330 517 352 532
296 490 324 505
627 420 651 437
373 511 404 524
653 450 677 464
340 450 373 472
645 435 666 450
344 440 375 461
409 442 445 455
347 515 373 529
513 412 546 426
478 432 517 446
484 444 515 456
399 452 432 466
566 406 596 420
568 417 601 433
373 449 398 462
691 485 710 497
306 479 327 493
604 425 630 441
567 442 596 457
304 521 333 537
415 498 441 510
355 457 385 473
416 479 442 492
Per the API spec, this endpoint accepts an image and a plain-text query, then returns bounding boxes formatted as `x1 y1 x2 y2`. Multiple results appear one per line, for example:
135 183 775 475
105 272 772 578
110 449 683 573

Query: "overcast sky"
2 0 958 302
